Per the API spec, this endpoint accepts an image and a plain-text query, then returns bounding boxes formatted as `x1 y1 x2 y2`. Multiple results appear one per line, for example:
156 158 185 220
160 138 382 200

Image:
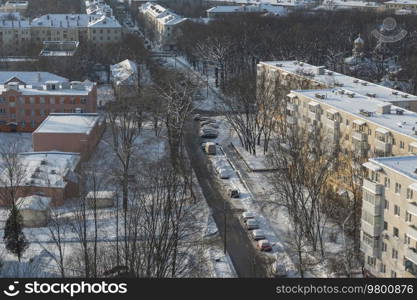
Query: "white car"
251 229 265 241
245 219 259 230
241 211 256 223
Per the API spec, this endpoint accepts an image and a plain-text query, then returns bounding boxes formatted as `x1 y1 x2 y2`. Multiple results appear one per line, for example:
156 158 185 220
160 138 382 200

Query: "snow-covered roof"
31 14 121 28
0 80 94 96
261 60 417 103
16 195 51 211
319 0 381 10
140 2 187 26
34 113 101 134
370 156 417 182
110 59 138 86
0 18 30 28
207 4 287 14
291 88 417 140
86 191 115 199
386 0 417 4
0 71 68 85
0 151 80 188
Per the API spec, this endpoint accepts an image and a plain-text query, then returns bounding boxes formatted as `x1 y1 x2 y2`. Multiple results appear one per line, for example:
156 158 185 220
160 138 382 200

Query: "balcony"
406 248 417 265
360 238 380 258
363 178 383 195
308 110 320 121
287 103 297 111
286 115 297 125
325 118 339 130
362 196 383 216
408 225 417 241
352 131 367 141
361 217 382 237
407 202 417 217
375 139 391 154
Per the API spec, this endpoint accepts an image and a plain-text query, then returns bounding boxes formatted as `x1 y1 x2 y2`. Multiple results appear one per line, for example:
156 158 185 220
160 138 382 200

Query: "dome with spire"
354 34 364 47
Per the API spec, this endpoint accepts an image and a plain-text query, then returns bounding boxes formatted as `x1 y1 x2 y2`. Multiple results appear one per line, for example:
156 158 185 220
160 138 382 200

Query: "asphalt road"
184 121 269 278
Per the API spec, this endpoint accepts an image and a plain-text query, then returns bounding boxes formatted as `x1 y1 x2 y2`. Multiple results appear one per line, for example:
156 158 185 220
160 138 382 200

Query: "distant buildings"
0 12 122 55
206 3 288 18
385 0 417 13
319 0 383 11
139 2 187 50
33 113 105 160
0 1 28 14
0 71 68 85
39 40 80 57
0 78 97 132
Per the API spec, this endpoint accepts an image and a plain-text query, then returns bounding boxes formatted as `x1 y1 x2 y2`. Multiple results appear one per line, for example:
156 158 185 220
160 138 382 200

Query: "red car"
257 239 272 252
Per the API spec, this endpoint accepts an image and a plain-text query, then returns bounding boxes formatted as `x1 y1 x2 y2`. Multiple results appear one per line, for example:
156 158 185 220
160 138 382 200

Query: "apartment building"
287 88 417 158
0 151 81 206
257 60 417 112
362 156 417 278
139 2 187 50
0 80 97 132
85 0 113 17
385 0 417 12
110 59 138 97
206 4 287 18
0 13 31 55
31 14 122 44
0 1 28 14
33 113 105 160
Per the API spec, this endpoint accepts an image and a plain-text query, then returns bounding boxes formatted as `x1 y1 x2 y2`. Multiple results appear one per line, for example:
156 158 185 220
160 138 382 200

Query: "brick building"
33 113 105 160
0 80 97 132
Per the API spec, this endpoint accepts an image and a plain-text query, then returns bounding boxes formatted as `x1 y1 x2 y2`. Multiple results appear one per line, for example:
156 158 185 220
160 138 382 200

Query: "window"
346 119 349 126
29 97 34 104
393 227 399 238
405 234 410 245
384 177 390 188
391 271 397 278
400 141 405 149
80 98 86 104
392 249 398 260
407 188 414 199
394 205 400 216
40 97 45 104
382 242 387 252
395 183 402 194
379 264 386 274
367 256 376 267
384 200 389 210
406 211 412 223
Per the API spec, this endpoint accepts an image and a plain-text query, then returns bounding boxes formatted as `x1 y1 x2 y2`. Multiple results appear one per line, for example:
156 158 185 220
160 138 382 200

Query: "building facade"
0 80 97 132
139 2 187 50
361 156 417 278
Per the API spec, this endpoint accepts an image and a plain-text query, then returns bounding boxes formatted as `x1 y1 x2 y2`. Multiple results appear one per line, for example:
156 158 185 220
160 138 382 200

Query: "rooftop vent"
366 93 376 98
359 109 372 117
392 91 399 95
275 63 282 67
347 92 355 98
395 108 404 115
40 159 47 165
402 94 409 98
353 79 359 83
50 170 56 175
315 93 326 99
361 82 368 86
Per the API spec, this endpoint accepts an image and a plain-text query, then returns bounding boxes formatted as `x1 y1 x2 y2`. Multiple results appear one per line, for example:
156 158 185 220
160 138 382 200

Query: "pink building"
0 80 97 132
32 113 105 160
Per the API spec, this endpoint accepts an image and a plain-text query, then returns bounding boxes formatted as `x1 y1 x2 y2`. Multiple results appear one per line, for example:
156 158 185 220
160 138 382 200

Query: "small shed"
16 195 51 227
86 191 115 208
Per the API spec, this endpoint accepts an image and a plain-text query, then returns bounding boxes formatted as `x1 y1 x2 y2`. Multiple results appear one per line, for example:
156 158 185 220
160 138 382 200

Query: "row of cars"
195 114 220 139
241 212 273 252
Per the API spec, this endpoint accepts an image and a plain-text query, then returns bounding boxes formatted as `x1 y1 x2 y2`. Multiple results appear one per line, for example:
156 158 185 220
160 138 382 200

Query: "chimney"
377 104 391 115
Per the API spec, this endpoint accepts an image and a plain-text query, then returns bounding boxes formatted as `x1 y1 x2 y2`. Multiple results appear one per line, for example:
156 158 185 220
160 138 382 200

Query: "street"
184 121 269 278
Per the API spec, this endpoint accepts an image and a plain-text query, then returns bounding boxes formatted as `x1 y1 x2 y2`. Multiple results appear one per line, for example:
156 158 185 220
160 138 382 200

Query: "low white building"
16 195 51 227
86 191 115 208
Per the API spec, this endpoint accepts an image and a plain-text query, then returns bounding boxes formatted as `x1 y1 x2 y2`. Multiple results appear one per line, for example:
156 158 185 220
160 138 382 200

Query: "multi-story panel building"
0 80 97 132
257 60 417 112
139 2 187 50
361 156 417 278
0 14 31 55
287 89 417 159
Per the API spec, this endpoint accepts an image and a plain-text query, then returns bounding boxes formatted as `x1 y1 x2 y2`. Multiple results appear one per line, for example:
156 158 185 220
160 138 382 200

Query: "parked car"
194 114 210 121
200 131 218 139
245 219 259 230
201 119 217 126
257 239 272 252
251 229 266 241
205 142 217 155
200 128 219 139
218 167 232 179
228 188 240 198
241 211 256 223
